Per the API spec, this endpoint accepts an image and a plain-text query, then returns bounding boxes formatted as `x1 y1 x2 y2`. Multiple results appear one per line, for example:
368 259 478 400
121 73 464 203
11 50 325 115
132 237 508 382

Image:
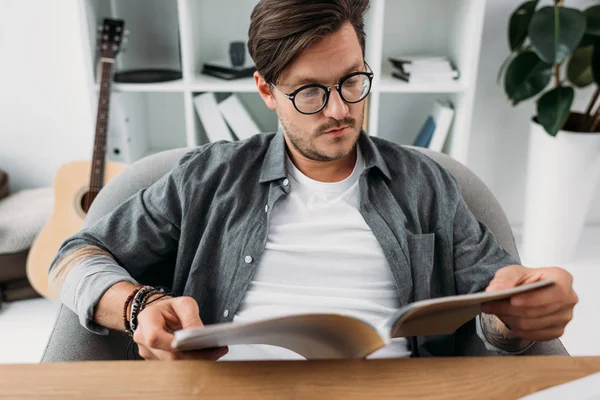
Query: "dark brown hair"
248 0 370 85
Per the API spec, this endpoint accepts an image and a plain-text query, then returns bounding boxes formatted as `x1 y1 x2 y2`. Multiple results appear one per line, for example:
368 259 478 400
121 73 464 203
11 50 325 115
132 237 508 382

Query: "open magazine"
172 279 554 360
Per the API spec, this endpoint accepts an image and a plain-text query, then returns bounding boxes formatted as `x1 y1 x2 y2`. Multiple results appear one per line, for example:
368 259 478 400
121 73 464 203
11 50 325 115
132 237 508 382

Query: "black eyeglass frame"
270 62 374 115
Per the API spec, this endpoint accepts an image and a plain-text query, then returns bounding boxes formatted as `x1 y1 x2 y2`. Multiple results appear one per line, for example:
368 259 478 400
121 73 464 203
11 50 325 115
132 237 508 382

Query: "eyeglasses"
270 62 374 115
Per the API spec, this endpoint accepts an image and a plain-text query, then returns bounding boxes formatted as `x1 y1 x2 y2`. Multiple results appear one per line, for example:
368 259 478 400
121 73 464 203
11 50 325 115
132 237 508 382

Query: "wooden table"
1 356 599 399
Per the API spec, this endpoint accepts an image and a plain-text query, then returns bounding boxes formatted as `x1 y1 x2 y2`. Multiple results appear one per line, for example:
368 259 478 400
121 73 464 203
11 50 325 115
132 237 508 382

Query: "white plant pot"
521 117 600 266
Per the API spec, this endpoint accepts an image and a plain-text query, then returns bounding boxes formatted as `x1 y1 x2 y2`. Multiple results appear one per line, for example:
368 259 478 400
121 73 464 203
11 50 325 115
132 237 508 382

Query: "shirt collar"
259 127 391 183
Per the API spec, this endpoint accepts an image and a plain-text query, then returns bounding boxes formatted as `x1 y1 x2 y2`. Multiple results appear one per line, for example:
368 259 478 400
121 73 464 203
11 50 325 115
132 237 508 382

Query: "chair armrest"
41 305 137 362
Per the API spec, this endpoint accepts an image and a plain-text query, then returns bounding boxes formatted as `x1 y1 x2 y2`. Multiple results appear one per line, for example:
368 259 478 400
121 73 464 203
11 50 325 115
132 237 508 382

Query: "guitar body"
27 160 126 299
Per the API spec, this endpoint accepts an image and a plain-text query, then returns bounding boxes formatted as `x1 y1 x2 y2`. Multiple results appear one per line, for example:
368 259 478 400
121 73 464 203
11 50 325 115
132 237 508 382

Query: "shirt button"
264 204 269 212
244 255 253 264
223 309 229 317
282 178 290 187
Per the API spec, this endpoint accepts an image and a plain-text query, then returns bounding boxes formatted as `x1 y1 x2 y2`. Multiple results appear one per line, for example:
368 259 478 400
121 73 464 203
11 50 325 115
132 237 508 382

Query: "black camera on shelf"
201 41 256 80
229 41 246 67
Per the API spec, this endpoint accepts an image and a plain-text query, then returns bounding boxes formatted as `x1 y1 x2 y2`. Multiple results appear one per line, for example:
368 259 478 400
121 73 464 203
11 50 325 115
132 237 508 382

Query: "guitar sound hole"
80 191 99 213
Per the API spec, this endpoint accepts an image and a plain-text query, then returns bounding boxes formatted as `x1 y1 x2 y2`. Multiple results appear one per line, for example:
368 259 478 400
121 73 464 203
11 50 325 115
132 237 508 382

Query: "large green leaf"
584 5 600 36
593 41 600 85
529 6 587 64
578 34 598 48
497 51 518 85
537 86 575 136
567 45 594 87
509 0 539 51
504 51 553 105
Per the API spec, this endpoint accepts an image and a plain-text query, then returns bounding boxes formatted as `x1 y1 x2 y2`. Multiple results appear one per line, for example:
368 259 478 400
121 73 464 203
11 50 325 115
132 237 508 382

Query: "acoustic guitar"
27 19 128 299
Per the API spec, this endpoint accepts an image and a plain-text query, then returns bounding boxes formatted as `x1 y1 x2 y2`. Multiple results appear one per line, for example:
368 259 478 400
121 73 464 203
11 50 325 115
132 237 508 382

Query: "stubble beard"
279 109 364 162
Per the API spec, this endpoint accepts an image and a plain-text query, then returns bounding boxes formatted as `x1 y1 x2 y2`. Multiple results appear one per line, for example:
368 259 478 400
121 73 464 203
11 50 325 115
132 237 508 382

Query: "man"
49 0 578 361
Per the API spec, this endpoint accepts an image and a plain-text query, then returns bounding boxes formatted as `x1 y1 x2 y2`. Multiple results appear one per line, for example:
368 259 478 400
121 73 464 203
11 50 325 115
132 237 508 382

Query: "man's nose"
322 89 349 121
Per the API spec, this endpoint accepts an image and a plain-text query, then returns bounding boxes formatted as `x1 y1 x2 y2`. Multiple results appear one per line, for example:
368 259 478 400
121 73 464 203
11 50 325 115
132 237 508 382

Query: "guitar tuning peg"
124 29 130 36
122 37 128 44
97 25 103 32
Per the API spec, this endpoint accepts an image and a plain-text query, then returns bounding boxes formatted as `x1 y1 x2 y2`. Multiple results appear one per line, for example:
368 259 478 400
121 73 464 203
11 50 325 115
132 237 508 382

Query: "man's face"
261 23 367 162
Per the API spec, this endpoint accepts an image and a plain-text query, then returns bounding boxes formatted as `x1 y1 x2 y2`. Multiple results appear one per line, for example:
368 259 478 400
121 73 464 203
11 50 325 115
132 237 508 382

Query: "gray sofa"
41 145 568 362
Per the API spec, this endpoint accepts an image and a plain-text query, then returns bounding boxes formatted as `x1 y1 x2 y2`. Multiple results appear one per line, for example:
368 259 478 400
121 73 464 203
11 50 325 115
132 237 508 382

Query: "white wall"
0 0 94 192
469 0 600 226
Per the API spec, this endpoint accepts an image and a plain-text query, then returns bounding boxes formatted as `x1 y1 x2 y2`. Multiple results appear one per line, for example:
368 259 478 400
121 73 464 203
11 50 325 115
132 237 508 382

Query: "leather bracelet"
139 287 167 314
128 285 155 335
123 285 143 335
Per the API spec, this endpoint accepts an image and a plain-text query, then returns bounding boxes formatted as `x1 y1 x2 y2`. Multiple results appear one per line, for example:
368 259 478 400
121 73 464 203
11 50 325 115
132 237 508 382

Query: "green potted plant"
498 0 600 265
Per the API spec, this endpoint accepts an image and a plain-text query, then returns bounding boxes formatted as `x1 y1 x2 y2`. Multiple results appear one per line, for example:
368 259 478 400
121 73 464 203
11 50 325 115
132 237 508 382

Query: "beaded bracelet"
128 285 155 335
123 285 143 334
130 286 171 334
138 287 167 314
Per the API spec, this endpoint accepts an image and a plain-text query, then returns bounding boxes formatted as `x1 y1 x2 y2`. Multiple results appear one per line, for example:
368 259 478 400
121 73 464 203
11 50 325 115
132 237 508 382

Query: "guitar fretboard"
88 58 114 197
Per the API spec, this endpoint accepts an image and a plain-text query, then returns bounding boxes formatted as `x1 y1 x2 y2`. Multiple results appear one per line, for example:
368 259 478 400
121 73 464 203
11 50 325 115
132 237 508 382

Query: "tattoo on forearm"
480 313 531 352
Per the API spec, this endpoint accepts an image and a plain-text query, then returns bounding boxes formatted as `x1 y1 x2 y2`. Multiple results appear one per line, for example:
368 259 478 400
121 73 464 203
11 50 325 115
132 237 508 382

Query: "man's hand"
482 265 578 342
133 296 228 361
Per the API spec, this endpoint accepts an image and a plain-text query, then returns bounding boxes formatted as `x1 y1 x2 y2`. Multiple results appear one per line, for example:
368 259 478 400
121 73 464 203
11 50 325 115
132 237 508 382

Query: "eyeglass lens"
294 73 371 114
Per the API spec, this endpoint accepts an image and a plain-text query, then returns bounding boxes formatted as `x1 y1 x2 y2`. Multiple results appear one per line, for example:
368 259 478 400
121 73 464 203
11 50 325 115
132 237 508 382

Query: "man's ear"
254 72 277 111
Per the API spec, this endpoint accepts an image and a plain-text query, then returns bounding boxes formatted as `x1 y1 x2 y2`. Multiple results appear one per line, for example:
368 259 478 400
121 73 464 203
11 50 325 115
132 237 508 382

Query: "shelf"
188 74 257 93
96 80 186 92
83 0 486 165
377 65 468 93
378 76 468 93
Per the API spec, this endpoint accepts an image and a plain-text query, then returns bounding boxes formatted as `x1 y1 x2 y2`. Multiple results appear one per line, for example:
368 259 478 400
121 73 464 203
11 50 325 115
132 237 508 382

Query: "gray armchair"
41 145 568 362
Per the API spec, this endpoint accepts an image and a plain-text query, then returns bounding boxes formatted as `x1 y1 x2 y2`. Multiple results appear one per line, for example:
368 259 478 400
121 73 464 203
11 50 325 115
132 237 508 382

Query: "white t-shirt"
220 145 411 361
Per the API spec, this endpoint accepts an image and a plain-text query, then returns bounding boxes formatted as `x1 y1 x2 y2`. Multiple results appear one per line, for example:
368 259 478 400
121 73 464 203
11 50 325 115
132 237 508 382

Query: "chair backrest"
405 146 520 261
42 143 529 362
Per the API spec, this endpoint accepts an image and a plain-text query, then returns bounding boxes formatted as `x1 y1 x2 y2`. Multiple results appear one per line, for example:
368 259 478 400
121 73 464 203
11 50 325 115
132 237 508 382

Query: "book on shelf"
412 99 455 152
217 94 261 140
389 54 459 83
193 92 235 143
171 279 554 360
392 70 459 84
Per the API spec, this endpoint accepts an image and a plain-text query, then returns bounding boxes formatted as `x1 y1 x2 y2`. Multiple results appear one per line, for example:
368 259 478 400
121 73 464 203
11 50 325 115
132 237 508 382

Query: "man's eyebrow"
289 62 365 87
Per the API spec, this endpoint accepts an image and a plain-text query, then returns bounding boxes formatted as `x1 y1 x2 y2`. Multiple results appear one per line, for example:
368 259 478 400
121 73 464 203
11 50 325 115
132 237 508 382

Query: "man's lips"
323 127 349 136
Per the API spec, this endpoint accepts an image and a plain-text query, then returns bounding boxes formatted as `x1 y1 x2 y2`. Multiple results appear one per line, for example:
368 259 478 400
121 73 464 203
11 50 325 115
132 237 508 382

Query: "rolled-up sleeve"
49 150 195 334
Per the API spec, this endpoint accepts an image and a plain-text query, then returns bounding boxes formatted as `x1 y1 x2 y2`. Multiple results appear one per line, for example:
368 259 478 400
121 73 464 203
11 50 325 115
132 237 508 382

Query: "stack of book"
389 55 459 84
412 99 455 152
201 58 256 80
193 92 262 142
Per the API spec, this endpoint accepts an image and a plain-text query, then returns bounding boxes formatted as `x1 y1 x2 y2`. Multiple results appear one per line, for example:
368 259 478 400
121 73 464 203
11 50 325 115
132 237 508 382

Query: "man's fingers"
170 297 204 329
179 347 229 360
510 286 577 309
508 286 555 307
499 308 574 333
138 344 228 361
485 265 536 293
137 344 158 360
134 312 176 352
482 299 564 318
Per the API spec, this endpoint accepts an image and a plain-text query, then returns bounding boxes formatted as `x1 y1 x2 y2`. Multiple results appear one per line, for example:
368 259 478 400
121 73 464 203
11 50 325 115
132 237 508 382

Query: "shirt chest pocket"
407 233 436 301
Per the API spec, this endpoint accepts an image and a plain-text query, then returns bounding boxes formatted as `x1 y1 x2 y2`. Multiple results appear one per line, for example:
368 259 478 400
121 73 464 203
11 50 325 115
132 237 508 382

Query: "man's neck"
286 146 357 183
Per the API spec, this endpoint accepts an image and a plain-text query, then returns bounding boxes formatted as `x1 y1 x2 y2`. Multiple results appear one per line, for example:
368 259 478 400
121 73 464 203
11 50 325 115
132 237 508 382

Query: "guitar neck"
89 58 114 193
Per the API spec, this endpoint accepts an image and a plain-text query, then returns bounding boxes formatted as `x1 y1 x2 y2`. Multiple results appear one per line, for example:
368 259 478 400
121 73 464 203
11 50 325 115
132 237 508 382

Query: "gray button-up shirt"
51 129 518 357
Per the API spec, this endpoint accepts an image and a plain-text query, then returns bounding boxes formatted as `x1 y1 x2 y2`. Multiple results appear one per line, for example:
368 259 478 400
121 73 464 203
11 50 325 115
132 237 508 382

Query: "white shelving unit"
78 0 486 166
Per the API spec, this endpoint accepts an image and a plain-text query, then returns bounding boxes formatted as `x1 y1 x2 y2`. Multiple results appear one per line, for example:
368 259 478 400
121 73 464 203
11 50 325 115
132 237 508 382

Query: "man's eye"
344 77 359 86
